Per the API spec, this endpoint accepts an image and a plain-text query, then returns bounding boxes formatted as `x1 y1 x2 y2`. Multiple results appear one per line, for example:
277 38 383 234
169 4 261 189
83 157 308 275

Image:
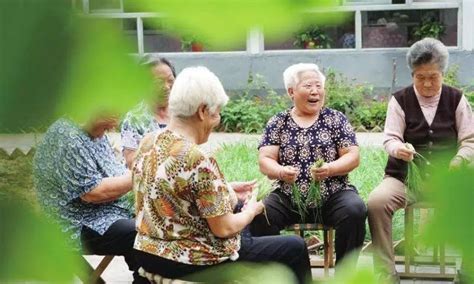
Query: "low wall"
158 49 474 93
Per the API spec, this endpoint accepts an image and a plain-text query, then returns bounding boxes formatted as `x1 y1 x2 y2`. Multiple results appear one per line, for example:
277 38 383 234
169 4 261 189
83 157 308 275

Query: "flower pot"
191 42 203 52
303 41 316 49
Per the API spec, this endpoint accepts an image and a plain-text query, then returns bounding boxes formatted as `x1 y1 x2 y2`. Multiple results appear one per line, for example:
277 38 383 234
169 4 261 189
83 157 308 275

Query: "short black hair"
140 55 176 77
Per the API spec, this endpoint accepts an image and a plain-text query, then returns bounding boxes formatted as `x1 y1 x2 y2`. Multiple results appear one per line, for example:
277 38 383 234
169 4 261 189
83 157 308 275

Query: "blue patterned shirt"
259 107 358 203
121 102 166 151
34 119 132 250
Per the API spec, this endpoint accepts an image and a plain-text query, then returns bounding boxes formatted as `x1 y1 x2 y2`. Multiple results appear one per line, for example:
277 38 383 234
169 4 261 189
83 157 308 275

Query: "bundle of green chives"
405 143 424 204
252 178 274 225
291 183 307 223
290 158 326 223
307 158 325 224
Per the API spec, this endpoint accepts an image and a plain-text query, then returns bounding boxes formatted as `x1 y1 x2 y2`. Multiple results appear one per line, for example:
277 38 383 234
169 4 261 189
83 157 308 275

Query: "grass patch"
0 142 406 241
0 151 37 209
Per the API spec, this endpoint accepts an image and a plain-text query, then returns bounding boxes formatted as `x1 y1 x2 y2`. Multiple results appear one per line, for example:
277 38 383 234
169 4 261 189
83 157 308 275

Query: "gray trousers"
367 177 406 275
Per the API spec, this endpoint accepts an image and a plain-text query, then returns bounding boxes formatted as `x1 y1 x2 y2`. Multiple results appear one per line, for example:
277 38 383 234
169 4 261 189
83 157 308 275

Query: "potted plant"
294 26 332 49
411 12 445 42
181 35 204 52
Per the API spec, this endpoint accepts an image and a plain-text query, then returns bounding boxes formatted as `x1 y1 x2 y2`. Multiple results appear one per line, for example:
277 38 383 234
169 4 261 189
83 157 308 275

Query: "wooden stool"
79 255 114 284
401 202 456 280
286 223 334 277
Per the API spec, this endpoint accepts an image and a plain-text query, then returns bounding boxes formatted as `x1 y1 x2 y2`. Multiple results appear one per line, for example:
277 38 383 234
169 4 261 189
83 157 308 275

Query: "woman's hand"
395 144 415 162
311 163 332 181
449 156 465 171
230 180 257 202
242 198 265 217
279 166 299 183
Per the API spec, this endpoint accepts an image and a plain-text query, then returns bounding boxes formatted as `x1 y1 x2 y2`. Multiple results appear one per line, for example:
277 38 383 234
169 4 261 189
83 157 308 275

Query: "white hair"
283 63 326 93
168 66 229 118
407 37 449 73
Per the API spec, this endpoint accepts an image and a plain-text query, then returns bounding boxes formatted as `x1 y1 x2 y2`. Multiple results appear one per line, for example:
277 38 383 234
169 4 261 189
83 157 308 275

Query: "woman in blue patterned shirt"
34 115 140 281
249 63 367 269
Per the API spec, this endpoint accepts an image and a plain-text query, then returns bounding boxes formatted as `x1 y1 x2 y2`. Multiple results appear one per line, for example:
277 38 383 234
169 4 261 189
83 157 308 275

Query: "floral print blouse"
259 107 358 204
33 119 132 250
121 102 165 151
133 130 240 265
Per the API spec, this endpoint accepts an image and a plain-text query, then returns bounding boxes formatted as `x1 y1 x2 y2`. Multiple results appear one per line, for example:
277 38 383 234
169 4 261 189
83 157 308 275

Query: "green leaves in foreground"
0 0 154 132
188 262 296 284
133 0 341 49
423 162 474 277
0 199 82 282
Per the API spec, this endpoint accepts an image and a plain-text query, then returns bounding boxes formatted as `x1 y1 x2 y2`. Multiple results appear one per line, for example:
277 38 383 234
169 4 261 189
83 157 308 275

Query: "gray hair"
406 38 449 73
168 66 229 118
283 63 326 93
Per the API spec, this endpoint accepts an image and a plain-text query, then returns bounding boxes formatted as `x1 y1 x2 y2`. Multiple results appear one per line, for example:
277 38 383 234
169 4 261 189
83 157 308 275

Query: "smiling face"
288 70 325 116
412 63 443 98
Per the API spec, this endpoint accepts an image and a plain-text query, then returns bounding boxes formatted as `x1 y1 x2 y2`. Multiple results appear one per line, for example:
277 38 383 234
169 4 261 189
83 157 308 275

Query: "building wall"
158 50 474 94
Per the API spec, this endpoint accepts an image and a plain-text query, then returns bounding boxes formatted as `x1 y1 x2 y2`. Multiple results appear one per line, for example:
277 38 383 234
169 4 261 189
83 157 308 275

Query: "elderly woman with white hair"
132 66 311 283
249 63 367 268
368 38 474 282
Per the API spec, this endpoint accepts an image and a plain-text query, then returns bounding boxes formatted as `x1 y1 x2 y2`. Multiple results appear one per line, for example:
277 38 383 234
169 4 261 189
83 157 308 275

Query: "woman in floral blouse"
133 66 311 283
249 63 367 269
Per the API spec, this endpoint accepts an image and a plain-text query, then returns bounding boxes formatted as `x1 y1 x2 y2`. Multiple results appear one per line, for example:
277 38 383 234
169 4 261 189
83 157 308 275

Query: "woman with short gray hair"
368 38 474 283
132 66 311 283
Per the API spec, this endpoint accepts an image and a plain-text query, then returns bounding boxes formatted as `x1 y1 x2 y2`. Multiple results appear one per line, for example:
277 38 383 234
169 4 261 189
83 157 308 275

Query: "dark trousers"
135 230 311 284
249 190 367 267
81 219 139 280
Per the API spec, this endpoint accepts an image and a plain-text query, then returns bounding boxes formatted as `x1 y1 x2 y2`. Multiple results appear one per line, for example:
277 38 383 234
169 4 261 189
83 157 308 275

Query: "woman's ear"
287 88 294 100
197 104 207 121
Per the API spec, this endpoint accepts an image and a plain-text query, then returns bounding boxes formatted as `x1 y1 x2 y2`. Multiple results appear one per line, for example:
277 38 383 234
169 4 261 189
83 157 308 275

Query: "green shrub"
220 73 290 133
351 100 388 130
325 69 366 113
325 69 387 131
221 70 389 133
444 65 474 109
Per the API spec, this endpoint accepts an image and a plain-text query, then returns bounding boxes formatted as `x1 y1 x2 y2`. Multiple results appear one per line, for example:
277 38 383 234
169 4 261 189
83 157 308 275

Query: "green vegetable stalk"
291 183 307 223
307 158 325 224
405 143 424 204
252 178 274 225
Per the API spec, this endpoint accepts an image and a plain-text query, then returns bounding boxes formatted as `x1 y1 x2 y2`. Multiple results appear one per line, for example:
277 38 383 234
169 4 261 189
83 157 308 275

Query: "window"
265 13 355 50
362 9 457 48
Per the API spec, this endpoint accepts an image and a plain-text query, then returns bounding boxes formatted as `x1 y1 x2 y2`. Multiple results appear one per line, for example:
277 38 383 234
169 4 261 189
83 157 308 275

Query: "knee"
284 235 308 257
367 188 390 214
344 196 367 223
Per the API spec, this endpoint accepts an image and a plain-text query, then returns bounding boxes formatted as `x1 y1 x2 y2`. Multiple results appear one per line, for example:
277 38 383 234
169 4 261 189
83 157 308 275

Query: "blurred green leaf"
0 198 82 281
55 17 154 124
188 262 297 283
0 0 154 132
133 0 340 48
324 254 378 284
423 163 474 256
